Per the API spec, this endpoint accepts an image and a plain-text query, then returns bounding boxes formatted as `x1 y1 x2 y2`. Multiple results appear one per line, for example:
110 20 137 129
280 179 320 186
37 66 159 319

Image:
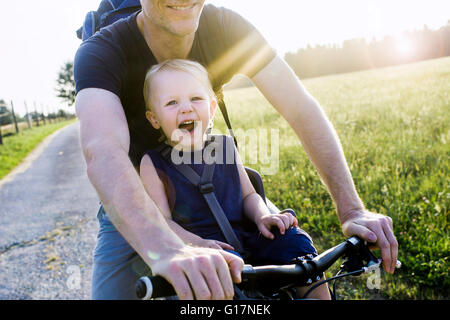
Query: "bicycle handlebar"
135 236 397 299
136 274 176 300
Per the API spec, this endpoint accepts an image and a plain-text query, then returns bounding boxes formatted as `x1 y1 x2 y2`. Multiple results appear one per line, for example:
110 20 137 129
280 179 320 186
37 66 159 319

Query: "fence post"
54 106 58 122
34 102 40 127
0 101 5 144
41 104 46 125
45 105 51 124
24 101 31 129
10 100 19 134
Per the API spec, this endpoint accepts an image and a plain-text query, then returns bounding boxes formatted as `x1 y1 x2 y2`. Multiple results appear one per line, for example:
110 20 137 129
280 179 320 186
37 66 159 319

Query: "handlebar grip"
136 276 176 300
136 265 257 300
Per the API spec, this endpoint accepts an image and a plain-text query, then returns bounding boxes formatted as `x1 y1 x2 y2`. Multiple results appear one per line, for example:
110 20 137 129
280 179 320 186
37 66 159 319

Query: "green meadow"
0 119 76 180
218 57 449 299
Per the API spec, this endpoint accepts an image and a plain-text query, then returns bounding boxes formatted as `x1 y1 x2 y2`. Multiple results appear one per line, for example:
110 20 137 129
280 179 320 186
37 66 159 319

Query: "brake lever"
357 237 402 274
363 259 401 274
362 259 381 274
340 237 381 274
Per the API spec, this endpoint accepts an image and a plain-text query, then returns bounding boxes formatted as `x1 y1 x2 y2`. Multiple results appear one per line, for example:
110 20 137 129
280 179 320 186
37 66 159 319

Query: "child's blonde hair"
143 59 216 111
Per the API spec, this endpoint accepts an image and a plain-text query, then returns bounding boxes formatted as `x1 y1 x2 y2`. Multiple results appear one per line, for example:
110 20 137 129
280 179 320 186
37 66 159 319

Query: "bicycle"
135 236 401 300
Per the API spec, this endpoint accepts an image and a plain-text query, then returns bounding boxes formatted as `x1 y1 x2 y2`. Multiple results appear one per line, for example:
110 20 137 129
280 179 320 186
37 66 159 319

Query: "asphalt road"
0 122 100 299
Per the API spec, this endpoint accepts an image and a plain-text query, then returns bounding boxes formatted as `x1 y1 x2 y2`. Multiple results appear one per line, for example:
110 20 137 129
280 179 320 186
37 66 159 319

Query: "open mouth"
178 120 196 133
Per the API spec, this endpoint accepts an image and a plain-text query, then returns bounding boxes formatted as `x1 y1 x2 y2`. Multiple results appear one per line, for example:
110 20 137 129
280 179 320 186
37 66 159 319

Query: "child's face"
146 69 216 150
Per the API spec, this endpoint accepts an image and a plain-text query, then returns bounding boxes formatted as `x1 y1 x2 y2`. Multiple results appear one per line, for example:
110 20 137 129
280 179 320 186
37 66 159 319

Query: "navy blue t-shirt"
146 135 244 244
74 4 276 166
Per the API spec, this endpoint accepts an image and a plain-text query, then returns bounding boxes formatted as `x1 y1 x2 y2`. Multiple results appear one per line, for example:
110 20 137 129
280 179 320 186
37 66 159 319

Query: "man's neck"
137 12 195 63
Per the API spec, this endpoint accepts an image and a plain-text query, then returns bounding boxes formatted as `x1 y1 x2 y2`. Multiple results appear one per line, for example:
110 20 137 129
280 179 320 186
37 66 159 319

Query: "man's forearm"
86 144 185 265
252 57 397 273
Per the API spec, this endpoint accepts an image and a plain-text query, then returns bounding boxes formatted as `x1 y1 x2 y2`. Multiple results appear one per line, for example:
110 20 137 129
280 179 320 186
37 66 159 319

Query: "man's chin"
166 20 200 37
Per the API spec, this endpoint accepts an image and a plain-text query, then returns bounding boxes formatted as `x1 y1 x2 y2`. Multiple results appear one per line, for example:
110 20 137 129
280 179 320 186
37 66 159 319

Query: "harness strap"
155 138 245 254
218 99 238 149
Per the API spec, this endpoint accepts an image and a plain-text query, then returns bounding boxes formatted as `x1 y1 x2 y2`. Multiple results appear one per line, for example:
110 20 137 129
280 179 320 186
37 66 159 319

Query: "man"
74 0 398 300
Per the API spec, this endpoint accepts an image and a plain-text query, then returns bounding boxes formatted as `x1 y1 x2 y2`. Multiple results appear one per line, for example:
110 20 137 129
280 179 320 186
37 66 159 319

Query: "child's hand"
256 212 298 240
196 239 235 251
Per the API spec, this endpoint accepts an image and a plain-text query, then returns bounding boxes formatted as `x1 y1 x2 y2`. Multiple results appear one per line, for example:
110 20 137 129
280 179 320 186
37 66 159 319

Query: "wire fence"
0 99 75 145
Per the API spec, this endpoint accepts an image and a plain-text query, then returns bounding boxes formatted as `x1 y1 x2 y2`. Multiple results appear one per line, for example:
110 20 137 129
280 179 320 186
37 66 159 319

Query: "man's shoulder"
200 3 239 27
76 12 138 56
74 13 140 95
195 4 244 54
202 3 237 16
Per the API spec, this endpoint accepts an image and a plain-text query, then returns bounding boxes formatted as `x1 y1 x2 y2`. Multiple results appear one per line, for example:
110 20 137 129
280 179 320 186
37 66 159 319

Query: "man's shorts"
92 205 317 299
91 206 151 300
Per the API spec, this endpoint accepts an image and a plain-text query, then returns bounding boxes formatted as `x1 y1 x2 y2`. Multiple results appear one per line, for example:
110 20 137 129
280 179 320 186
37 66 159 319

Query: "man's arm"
250 56 398 274
76 88 243 299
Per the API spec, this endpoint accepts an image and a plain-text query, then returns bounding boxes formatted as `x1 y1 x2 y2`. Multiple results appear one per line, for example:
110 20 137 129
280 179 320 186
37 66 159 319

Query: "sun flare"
395 37 414 56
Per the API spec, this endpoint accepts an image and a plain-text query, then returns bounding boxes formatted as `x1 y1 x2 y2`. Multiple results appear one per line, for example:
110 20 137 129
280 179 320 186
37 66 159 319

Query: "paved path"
0 122 99 299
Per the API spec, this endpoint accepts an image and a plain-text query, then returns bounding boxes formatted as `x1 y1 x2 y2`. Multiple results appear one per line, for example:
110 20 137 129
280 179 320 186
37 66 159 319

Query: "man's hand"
149 245 244 300
256 212 298 240
340 209 398 274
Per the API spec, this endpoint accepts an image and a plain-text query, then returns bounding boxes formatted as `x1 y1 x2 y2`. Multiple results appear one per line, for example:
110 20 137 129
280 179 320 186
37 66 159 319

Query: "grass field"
218 57 449 299
0 119 76 180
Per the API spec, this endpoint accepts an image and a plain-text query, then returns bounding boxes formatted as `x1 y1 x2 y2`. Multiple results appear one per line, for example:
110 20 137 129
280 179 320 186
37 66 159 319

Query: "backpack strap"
155 138 245 254
217 97 238 149
77 0 141 40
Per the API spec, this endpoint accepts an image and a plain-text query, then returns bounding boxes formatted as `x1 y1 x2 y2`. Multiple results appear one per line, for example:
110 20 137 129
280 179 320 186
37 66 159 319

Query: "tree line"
285 22 450 79
52 21 450 101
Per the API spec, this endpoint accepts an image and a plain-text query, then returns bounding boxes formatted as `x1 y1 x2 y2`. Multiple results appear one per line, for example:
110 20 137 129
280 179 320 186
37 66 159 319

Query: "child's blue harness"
149 135 246 255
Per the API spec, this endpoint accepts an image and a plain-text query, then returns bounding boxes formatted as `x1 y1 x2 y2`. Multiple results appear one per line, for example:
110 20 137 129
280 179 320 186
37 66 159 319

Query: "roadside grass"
217 57 450 299
0 119 76 180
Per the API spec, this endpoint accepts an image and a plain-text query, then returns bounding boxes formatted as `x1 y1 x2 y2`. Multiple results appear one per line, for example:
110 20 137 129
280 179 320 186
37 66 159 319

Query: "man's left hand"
340 209 398 274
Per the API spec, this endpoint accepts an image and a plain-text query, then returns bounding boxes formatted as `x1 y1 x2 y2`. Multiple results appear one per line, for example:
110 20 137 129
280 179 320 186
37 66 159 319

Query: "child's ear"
146 110 160 129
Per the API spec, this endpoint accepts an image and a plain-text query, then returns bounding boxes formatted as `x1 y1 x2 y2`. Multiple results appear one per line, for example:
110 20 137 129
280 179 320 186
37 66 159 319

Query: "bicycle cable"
331 269 342 300
301 268 364 299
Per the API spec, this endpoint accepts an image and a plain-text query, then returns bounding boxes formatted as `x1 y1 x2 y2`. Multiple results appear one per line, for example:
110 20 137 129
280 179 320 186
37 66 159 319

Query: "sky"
0 0 448 116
